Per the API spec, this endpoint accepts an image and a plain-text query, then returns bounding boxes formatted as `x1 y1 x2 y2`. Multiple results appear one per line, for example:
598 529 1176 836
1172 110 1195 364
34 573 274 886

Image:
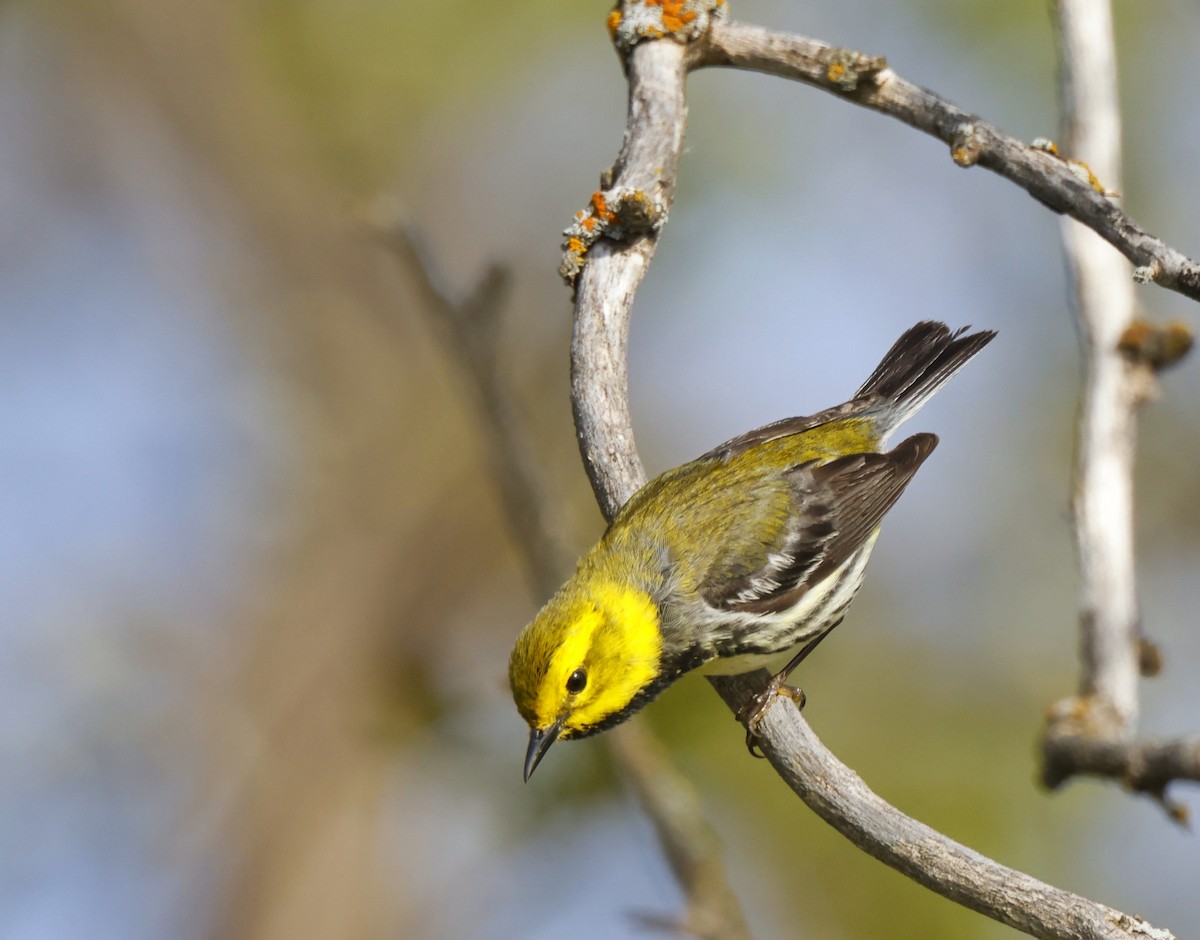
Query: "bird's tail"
856 321 995 440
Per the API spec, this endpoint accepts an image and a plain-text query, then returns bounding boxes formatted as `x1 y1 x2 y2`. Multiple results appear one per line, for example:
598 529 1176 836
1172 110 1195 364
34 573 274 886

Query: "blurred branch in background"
41 2 523 938
386 226 753 940
384 230 569 597
1041 0 1200 822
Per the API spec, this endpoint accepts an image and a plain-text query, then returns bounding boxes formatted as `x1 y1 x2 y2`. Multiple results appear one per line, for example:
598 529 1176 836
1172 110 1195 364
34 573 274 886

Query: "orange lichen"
827 62 846 84
560 186 665 287
1064 158 1117 195
1065 159 1105 192
1032 138 1117 195
948 124 981 167
642 0 696 33
666 9 697 30
590 190 617 222
610 0 724 54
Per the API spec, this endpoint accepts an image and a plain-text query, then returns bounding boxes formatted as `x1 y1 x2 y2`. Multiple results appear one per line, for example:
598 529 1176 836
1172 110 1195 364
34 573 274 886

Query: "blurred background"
3 1 1198 938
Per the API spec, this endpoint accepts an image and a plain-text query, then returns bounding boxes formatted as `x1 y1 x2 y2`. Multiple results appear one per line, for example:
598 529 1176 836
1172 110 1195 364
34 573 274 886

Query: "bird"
509 321 995 780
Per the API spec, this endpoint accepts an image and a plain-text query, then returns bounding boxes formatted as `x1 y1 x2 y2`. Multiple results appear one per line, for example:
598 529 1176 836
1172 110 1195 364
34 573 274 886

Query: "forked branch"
565 4 1186 937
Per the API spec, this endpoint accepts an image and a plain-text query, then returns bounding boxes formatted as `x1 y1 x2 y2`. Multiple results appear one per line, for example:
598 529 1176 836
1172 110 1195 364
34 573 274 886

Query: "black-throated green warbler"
510 321 994 779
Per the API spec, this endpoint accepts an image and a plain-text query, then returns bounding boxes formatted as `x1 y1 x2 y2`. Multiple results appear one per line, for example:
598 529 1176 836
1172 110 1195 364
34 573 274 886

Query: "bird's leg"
737 620 841 757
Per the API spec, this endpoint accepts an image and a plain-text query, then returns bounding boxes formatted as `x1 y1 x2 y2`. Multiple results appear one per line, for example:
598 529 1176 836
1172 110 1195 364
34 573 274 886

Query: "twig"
1042 719 1200 824
564 6 1179 937
387 226 754 940
607 722 754 940
1037 0 1199 820
693 20 1200 303
386 228 568 596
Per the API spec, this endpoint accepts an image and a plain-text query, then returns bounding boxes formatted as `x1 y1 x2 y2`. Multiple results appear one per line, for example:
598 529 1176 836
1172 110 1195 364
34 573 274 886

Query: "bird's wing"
699 400 868 460
702 433 938 615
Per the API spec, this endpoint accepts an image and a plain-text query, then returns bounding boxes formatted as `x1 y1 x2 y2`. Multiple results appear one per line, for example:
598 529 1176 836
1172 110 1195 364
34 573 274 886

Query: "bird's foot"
737 676 806 758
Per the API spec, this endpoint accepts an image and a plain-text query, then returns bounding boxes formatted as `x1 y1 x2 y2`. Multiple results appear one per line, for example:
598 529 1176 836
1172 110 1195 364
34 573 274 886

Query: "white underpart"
702 532 880 675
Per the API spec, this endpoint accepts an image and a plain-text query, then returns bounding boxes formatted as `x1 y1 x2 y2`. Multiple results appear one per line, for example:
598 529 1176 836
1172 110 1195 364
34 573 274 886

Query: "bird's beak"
524 719 563 782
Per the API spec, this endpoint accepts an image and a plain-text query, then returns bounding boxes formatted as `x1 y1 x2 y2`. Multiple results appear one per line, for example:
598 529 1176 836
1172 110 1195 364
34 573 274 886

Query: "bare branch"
706 671 1173 940
1042 706 1200 823
387 226 754 940
694 20 1200 304
564 8 1182 938
1037 0 1199 817
1058 0 1141 730
570 35 693 515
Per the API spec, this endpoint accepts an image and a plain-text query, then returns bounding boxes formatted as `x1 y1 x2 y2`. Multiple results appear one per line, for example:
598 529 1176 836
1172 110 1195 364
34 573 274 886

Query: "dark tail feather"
856 321 995 436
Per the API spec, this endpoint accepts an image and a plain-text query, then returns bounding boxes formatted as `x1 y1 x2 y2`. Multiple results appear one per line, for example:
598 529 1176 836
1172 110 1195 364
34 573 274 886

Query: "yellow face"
509 578 663 746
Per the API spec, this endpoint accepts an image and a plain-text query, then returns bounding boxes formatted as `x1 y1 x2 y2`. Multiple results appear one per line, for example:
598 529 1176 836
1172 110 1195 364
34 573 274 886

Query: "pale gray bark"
563 5 1188 937
1037 0 1200 821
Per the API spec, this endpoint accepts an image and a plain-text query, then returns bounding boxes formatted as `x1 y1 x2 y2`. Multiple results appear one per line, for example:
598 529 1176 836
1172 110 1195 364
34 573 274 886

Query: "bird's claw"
737 677 806 757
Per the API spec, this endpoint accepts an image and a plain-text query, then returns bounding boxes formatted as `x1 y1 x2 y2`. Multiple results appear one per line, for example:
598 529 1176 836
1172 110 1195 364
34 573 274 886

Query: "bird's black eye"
566 669 588 694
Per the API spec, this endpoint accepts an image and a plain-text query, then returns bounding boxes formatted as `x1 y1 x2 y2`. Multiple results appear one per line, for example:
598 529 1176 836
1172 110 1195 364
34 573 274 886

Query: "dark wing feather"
703 323 994 461
706 433 938 615
699 476 839 610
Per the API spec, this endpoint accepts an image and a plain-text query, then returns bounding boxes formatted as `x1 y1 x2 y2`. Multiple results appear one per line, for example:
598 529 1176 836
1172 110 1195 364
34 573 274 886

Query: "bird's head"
509 577 663 780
